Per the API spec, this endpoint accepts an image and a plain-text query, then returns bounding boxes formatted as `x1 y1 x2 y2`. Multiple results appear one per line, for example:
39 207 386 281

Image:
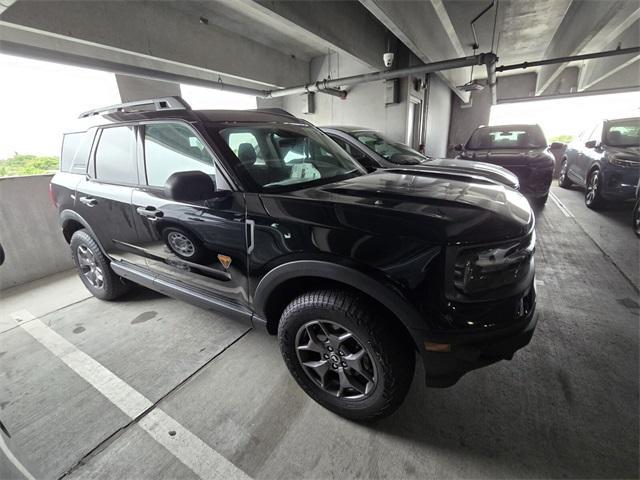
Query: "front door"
76 124 146 269
130 121 249 307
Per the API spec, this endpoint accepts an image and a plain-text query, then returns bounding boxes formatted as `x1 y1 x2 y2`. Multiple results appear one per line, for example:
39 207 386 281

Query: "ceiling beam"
236 0 389 70
578 17 640 92
536 0 640 95
0 0 308 88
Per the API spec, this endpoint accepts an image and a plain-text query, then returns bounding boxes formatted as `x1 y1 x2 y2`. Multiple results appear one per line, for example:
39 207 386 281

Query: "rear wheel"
585 168 605 209
278 290 415 421
558 159 572 188
70 229 130 300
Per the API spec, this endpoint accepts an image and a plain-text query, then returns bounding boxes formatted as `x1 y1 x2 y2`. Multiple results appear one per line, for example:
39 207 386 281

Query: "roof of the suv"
321 126 374 134
72 98 306 131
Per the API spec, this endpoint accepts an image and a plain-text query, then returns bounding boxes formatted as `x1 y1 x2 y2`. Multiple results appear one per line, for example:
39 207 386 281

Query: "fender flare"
60 209 108 254
253 260 428 335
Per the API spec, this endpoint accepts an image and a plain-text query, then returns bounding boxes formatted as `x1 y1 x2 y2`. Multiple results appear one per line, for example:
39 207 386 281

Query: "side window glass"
227 131 265 165
95 126 137 184
144 123 216 187
589 123 602 143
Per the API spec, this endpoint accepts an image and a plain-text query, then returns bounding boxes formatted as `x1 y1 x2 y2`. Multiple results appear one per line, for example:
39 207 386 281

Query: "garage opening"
489 90 640 144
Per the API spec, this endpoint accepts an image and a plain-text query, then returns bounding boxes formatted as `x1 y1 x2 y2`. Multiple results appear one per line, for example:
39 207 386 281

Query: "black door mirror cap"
454 143 464 152
165 170 216 203
585 140 598 149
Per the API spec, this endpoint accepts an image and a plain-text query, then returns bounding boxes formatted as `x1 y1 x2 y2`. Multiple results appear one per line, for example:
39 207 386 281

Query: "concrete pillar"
115 75 181 103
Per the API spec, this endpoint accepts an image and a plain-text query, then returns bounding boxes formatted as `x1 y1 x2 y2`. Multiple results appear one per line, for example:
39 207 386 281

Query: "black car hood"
406 158 520 189
262 170 533 245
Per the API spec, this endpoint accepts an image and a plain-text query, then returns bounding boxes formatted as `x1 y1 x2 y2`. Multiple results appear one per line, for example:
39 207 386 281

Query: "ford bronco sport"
51 97 538 420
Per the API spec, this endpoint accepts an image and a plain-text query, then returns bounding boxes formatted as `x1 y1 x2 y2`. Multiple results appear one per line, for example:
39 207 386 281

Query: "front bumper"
413 287 538 387
601 165 640 201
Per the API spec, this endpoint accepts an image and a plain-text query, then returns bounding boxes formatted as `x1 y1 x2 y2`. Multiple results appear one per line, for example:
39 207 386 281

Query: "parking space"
1 192 637 480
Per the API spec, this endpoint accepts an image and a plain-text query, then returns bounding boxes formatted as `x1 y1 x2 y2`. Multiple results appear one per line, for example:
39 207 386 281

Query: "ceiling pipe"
267 53 496 98
317 87 348 99
496 46 640 72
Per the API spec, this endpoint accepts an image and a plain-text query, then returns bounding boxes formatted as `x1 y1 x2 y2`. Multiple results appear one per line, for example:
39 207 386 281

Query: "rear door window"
94 126 137 184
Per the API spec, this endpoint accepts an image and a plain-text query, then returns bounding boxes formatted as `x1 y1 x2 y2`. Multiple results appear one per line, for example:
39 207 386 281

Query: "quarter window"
95 126 137 184
144 123 216 187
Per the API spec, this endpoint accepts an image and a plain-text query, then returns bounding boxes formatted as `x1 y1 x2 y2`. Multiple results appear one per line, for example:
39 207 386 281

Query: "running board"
110 261 253 326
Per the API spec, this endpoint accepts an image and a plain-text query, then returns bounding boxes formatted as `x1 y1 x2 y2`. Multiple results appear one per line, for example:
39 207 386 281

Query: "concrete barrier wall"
0 174 73 290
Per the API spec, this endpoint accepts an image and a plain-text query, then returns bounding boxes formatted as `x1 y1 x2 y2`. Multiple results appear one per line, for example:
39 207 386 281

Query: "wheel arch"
60 210 106 253
253 260 425 348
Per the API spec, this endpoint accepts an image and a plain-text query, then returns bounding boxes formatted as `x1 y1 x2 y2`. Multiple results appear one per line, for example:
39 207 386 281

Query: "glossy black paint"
457 125 555 200
563 118 640 202
322 126 521 190
51 107 538 387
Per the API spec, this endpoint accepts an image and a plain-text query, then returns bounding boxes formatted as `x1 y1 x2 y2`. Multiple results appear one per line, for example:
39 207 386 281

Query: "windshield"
352 131 425 165
466 125 547 150
215 123 365 192
604 118 640 147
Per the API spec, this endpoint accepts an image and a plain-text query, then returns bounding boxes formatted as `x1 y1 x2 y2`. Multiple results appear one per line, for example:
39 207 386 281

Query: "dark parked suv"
455 124 557 205
559 117 640 209
51 97 538 420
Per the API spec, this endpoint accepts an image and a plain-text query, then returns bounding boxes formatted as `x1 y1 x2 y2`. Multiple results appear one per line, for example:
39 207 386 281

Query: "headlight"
608 154 639 168
453 231 535 295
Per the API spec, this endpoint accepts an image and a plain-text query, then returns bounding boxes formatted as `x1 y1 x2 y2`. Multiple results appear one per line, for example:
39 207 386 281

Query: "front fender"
253 259 428 339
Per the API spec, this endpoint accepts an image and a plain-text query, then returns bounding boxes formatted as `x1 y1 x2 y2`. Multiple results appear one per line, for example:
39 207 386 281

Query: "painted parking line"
549 191 574 218
10 309 250 480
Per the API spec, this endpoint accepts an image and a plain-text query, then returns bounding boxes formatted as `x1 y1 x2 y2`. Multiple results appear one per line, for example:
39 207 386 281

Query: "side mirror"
165 170 216 203
585 140 597 149
549 142 565 150
454 143 464 152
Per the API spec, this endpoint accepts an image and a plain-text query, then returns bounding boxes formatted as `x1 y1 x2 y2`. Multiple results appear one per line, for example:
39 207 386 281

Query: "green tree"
0 154 59 177
549 134 574 145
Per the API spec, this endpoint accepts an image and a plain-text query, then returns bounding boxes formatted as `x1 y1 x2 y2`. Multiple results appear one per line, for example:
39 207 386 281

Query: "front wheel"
558 159 572 188
70 229 130 300
278 290 415 421
585 169 605 209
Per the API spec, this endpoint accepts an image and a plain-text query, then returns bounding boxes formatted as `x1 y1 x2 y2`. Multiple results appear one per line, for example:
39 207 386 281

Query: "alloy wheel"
167 231 195 257
77 245 104 289
586 171 599 205
295 320 377 399
559 162 567 184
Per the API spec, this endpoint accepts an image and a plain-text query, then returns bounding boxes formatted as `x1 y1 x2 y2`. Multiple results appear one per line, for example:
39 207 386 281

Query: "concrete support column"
115 75 181 103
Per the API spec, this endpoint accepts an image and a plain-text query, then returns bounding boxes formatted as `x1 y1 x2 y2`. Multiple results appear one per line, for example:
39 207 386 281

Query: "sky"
1 53 639 158
490 90 640 140
0 54 257 159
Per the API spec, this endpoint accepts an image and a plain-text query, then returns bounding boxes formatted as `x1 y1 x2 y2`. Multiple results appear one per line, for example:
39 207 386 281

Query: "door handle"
79 196 97 207
136 206 164 221
246 219 255 254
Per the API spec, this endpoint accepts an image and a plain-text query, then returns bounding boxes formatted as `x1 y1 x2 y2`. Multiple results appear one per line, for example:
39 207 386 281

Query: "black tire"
633 199 640 238
161 226 207 263
585 168 605 209
558 159 572 188
535 193 549 207
278 289 415 421
70 229 130 300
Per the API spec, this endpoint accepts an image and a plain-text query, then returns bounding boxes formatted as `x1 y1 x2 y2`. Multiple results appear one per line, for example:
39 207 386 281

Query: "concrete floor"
0 185 638 479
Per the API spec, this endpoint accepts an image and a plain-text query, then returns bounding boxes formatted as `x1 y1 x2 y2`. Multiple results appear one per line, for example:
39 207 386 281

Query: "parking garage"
0 1 638 479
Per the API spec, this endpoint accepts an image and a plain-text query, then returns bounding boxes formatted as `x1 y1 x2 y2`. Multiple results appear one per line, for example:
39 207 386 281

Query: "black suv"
51 97 538 420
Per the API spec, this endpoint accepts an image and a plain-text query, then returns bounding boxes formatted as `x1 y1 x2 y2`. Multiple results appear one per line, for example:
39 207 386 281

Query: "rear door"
130 121 249 307
75 124 147 269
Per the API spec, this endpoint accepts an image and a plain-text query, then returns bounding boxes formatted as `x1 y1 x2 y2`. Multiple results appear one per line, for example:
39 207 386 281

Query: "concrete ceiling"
1 0 638 102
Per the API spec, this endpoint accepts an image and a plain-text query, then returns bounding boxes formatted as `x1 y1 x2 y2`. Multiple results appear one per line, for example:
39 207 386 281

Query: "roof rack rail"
254 108 296 118
79 96 191 119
